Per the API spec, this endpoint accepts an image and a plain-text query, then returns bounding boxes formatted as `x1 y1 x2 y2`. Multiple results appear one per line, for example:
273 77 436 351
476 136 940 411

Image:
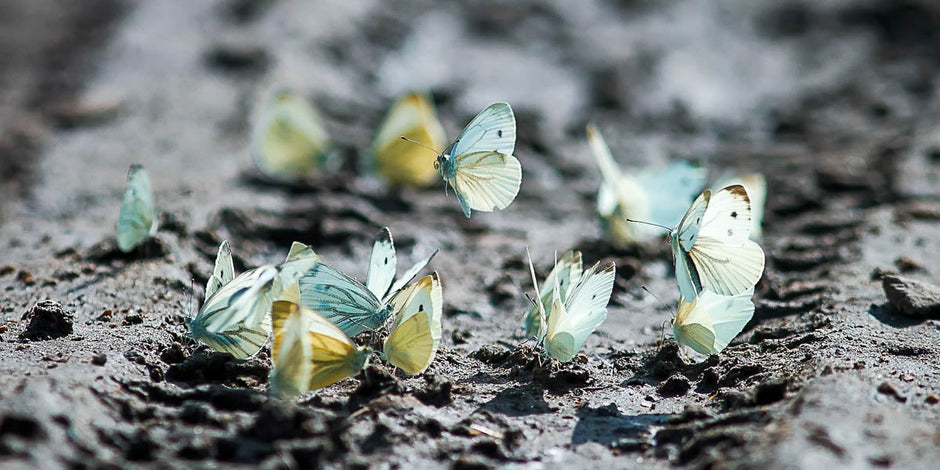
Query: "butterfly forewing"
452 102 515 157
298 263 386 336
697 184 752 244
366 228 397 300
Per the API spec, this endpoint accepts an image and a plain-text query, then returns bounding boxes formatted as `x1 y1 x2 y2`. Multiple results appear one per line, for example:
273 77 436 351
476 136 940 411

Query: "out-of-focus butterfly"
298 227 436 337
382 272 443 374
714 173 766 240
253 90 335 181
370 92 447 187
525 249 616 362
431 102 521 218
188 241 320 359
269 300 371 397
670 184 765 302
522 250 582 337
673 289 755 355
116 164 157 252
587 124 705 244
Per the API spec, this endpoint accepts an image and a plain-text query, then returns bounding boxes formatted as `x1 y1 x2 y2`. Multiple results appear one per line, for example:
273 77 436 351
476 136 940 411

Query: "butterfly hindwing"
545 261 616 362
449 151 522 216
688 237 765 297
674 290 754 354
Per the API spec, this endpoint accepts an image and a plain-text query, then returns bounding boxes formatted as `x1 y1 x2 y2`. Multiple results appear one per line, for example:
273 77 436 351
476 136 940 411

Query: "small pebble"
91 354 107 366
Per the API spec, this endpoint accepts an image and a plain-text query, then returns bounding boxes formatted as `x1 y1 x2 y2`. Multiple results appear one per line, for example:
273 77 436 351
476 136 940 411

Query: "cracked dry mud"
1 1 939 468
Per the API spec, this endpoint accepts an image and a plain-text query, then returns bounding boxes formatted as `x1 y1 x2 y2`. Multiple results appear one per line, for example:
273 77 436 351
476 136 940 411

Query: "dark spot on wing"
419 304 424 312
731 211 738 218
497 129 503 137
384 257 388 265
728 229 734 237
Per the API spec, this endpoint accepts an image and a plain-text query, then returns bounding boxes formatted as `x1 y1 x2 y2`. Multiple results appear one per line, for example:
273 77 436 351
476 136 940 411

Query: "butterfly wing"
545 261 616 362
269 302 313 397
297 263 387 336
386 249 438 302
525 251 582 337
206 240 235 299
253 90 332 180
523 248 549 340
448 151 522 217
688 237 765 297
697 185 753 244
366 228 397 300
639 161 706 230
672 189 711 300
675 189 710 251
274 241 321 306
190 268 276 358
116 165 156 252
674 290 754 354
384 272 443 374
451 102 515 157
715 174 766 240
371 92 447 187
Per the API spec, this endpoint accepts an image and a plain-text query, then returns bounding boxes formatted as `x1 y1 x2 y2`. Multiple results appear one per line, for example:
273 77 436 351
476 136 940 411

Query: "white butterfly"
382 272 443 375
587 124 705 244
298 227 436 337
673 289 755 355
526 249 616 362
671 185 765 302
188 241 320 359
116 164 157 252
435 103 522 218
253 89 334 181
522 250 582 337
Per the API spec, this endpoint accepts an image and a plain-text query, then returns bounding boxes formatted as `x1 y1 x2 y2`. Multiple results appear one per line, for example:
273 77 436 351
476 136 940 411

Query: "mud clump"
882 275 940 318
19 300 73 340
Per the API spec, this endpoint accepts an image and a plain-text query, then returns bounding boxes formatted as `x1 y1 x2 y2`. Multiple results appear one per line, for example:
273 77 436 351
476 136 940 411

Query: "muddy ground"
1 0 939 468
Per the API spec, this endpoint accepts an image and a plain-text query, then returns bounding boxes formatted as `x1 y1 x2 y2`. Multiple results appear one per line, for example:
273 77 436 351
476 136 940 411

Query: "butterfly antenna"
625 218 673 233
641 285 669 310
400 136 441 155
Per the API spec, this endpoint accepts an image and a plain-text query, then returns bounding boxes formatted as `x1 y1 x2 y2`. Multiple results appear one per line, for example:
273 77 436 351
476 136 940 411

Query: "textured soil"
1 1 939 468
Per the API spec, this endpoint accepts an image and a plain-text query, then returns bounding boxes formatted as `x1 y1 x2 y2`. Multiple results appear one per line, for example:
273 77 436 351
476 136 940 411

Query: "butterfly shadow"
472 382 555 418
868 302 926 328
571 405 669 448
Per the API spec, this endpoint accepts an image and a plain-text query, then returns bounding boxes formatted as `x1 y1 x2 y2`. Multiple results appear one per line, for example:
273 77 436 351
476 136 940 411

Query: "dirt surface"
1 0 939 468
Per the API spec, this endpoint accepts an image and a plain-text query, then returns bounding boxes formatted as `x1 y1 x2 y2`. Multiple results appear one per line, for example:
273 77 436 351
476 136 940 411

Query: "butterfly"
434 102 522 218
382 272 443 374
188 241 321 359
370 92 448 187
116 164 157 252
269 300 371 397
673 289 755 355
525 249 617 362
298 227 436 337
714 173 767 241
587 124 705 244
522 250 582 337
253 90 334 181
670 184 766 302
